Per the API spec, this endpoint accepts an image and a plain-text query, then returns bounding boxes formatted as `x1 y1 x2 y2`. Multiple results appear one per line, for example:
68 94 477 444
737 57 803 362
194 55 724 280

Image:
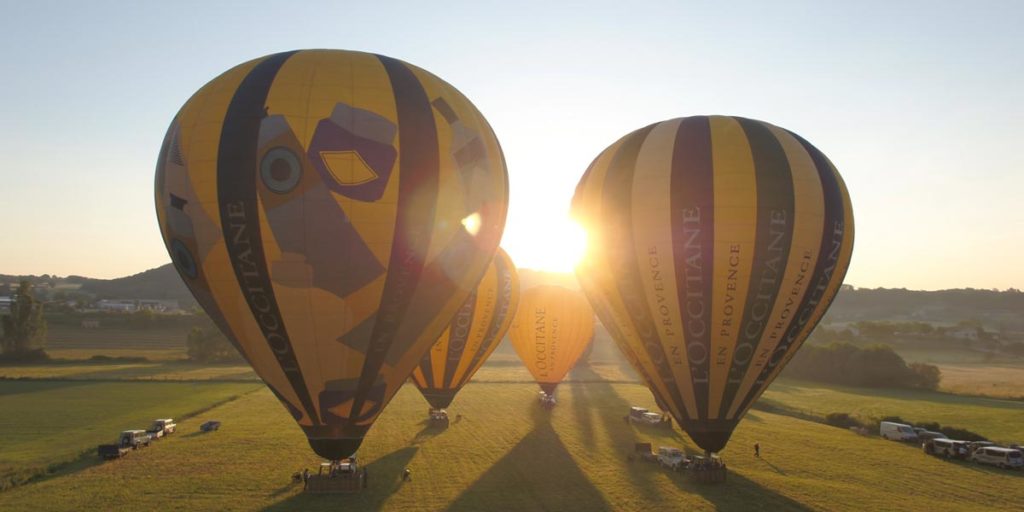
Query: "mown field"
0 360 257 381
762 379 1024 443
0 380 261 490
0 375 1021 511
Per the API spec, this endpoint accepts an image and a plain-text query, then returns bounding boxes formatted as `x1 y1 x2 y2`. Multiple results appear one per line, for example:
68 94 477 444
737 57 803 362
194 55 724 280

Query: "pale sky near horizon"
1 1 1021 290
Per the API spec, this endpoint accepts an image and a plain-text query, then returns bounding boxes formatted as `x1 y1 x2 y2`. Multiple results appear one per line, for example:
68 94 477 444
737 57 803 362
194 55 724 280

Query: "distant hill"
77 264 193 305
4 264 1021 330
824 286 1024 330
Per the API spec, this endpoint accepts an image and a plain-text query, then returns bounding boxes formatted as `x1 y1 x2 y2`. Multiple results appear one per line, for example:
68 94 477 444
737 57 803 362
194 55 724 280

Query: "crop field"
0 377 1021 511
46 325 188 351
932 364 1024 399
0 380 261 490
762 379 1024 443
0 361 258 381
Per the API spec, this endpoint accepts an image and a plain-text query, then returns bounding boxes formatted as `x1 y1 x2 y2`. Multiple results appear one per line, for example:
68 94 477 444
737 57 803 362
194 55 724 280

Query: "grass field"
0 377 1021 511
933 364 1024 399
762 379 1024 443
0 361 258 381
0 380 261 490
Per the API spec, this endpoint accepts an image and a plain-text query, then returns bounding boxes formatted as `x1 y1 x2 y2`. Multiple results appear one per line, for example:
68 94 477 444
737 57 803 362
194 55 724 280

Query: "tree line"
784 342 941 390
1 281 48 362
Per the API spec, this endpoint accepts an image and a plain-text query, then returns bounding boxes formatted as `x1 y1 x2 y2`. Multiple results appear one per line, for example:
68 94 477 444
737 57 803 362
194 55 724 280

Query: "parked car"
657 447 685 470
633 442 658 463
913 428 948 442
200 420 221 432
627 407 664 426
924 438 969 459
97 430 150 459
147 418 176 439
969 441 996 454
880 421 918 442
972 447 1023 469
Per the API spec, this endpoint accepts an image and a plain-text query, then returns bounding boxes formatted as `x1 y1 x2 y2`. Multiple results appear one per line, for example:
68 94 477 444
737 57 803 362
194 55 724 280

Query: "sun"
501 214 588 273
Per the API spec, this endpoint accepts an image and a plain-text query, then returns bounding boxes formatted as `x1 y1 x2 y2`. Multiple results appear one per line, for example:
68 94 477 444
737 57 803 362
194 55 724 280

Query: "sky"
0 0 1021 290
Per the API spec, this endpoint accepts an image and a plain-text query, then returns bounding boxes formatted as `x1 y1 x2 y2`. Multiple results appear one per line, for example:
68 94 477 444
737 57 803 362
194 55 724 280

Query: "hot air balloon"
154 50 508 461
572 116 853 455
410 248 520 415
509 285 596 403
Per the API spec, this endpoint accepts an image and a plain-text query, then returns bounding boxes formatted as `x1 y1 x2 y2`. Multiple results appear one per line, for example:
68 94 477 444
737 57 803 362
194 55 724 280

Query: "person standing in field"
754 442 760 457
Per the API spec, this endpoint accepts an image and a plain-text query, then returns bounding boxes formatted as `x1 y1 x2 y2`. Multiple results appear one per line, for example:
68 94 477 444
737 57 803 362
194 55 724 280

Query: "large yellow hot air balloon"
154 50 508 460
573 116 853 454
509 286 595 395
410 248 519 410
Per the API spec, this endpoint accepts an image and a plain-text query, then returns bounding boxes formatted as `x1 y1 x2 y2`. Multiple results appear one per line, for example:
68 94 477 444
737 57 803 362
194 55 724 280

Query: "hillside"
76 265 192 304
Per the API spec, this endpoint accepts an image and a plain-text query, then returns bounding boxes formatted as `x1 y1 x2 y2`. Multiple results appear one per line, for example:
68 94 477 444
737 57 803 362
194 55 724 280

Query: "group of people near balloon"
155 49 853 475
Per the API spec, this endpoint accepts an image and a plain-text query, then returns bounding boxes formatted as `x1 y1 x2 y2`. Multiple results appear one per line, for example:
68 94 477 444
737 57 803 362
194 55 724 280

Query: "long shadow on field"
410 420 447 445
669 470 813 511
568 366 597 449
261 446 420 512
445 404 612 512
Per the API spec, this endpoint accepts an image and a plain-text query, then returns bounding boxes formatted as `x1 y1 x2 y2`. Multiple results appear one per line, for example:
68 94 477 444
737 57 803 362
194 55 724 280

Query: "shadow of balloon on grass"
443 404 613 512
260 446 420 512
667 469 813 512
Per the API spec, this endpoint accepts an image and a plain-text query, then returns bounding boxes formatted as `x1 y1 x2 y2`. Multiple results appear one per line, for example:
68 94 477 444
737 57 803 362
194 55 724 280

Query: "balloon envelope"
509 285 596 394
155 49 508 460
572 116 853 452
411 248 519 409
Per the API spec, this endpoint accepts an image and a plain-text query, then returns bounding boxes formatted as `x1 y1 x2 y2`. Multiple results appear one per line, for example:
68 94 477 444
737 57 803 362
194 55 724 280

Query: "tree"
908 362 942 390
1 281 48 361
186 326 242 363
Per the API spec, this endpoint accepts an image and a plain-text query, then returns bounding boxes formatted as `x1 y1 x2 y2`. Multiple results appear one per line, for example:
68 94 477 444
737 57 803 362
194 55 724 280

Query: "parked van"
971 447 1023 469
925 438 968 459
880 421 918 442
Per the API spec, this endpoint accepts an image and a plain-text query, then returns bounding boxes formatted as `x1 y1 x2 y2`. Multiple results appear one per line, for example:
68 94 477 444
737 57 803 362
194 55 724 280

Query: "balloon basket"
687 454 727 484
303 459 366 493
538 391 557 409
689 465 727 484
428 409 450 427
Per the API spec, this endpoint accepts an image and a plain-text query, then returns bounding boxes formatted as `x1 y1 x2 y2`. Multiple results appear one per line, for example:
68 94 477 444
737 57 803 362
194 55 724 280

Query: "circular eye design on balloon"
171 239 198 279
260 147 302 194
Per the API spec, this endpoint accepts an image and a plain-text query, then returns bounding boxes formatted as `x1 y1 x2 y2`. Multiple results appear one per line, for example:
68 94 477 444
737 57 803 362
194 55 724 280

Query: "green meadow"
0 370 1020 511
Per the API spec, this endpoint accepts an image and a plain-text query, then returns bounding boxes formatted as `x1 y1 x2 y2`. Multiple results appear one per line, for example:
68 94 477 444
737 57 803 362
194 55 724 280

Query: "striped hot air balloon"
154 49 508 460
509 285 596 396
411 248 520 410
572 116 854 454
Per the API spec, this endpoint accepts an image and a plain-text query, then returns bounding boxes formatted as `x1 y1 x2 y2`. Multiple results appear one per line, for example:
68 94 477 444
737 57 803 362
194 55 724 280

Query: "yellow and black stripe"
573 116 853 453
410 248 520 409
155 50 508 460
508 285 596 394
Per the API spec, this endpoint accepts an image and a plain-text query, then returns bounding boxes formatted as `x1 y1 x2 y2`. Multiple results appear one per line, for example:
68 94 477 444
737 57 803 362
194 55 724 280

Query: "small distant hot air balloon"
410 248 520 413
155 49 508 461
573 116 854 454
509 285 595 402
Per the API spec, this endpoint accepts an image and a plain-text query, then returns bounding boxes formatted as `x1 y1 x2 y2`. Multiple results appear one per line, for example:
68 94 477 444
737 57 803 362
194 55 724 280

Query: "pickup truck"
627 406 665 426
97 430 151 459
657 446 686 470
147 418 177 439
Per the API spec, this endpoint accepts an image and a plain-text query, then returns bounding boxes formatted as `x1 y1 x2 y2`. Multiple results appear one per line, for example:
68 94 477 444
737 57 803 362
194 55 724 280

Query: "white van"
971 447 1023 469
880 421 918 442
